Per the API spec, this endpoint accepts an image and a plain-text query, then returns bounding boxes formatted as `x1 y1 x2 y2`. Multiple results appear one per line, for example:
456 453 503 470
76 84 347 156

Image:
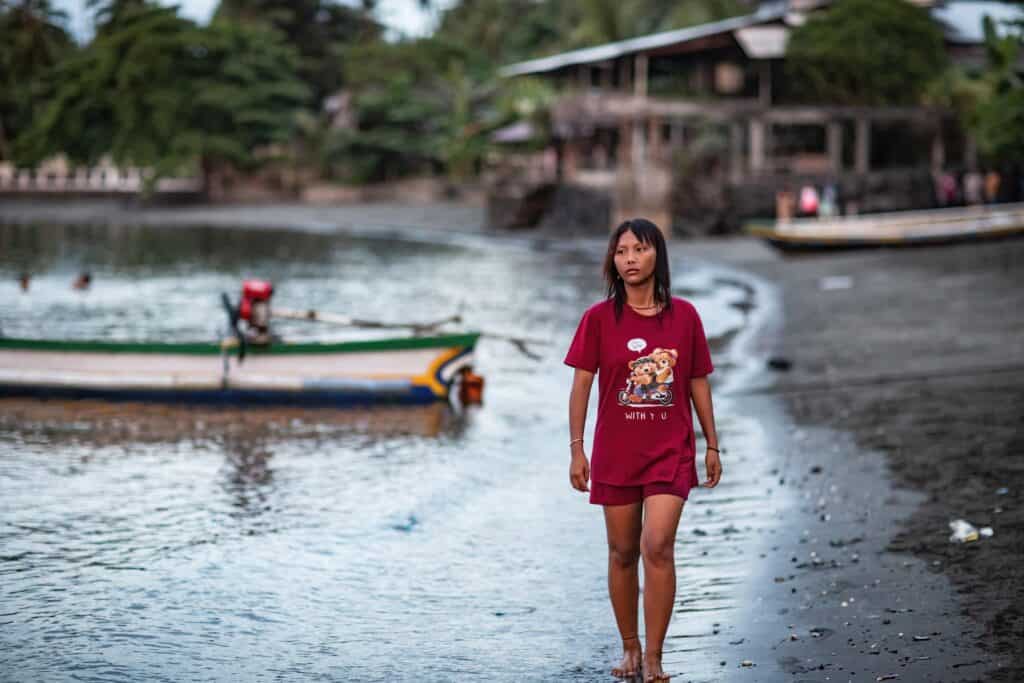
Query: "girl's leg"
603 501 644 677
639 494 685 681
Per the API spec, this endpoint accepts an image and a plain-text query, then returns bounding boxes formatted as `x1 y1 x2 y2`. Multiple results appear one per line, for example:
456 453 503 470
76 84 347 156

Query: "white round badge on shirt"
627 338 647 352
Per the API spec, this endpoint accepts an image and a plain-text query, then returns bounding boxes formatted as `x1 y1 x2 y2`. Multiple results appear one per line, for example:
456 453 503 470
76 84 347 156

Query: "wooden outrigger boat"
748 202 1024 250
0 333 480 407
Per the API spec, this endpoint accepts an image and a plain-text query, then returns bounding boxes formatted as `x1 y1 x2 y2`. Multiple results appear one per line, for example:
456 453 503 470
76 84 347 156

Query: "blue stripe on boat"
0 384 439 407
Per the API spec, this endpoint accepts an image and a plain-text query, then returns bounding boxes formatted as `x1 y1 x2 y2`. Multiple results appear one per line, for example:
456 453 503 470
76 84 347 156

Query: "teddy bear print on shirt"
618 348 677 407
650 347 677 390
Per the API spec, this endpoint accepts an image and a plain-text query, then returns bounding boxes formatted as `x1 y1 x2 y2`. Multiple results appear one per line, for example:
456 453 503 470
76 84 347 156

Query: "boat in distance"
748 202 1024 250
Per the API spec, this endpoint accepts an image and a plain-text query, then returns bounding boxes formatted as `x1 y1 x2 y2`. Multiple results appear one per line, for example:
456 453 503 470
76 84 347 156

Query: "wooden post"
671 119 684 148
965 135 978 172
758 61 772 106
648 116 662 163
619 57 632 93
749 118 765 174
827 121 843 173
634 54 648 98
618 118 632 170
563 140 580 179
855 117 870 174
730 121 744 183
931 125 945 171
632 118 646 173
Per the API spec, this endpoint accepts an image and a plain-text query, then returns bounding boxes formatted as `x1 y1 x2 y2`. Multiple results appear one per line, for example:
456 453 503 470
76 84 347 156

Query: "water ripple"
0 220 770 681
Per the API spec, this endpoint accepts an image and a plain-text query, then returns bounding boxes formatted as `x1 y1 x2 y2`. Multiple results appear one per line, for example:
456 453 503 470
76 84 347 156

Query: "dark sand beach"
692 236 1023 682
1 199 1021 681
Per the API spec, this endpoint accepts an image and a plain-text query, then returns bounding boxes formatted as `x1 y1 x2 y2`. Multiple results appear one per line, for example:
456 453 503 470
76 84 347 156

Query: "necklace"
628 302 659 310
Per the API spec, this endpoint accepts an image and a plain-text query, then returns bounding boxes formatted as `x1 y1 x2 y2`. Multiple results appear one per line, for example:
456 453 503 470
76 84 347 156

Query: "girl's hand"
569 450 590 492
702 449 722 488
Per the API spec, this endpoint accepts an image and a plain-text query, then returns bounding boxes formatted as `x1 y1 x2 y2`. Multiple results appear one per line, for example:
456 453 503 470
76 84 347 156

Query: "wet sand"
697 237 1023 682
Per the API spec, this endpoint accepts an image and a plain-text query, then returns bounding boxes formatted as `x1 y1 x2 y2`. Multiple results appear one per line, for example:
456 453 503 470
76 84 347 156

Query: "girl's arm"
568 368 595 492
690 376 722 488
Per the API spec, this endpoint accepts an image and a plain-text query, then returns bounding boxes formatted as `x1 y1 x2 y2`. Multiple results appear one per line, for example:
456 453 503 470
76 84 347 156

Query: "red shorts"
589 458 699 506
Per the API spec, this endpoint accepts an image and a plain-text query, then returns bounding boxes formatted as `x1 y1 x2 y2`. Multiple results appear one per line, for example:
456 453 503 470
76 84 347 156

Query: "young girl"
565 218 722 682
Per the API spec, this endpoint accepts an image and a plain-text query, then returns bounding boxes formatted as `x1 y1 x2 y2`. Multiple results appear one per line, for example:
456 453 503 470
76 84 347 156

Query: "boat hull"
748 203 1024 250
0 334 479 407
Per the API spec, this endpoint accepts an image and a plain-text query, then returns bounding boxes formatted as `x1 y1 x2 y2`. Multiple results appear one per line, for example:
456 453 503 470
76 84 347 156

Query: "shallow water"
0 220 785 681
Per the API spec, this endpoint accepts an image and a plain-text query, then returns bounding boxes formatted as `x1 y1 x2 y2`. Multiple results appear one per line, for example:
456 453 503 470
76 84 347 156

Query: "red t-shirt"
564 297 714 486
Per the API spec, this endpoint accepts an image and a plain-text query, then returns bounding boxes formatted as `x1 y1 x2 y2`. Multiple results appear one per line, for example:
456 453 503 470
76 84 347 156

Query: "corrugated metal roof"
498 4 788 78
500 0 1019 79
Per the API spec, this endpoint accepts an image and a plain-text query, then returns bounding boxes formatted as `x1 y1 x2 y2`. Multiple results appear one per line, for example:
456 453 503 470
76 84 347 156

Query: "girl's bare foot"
611 634 642 679
643 650 671 681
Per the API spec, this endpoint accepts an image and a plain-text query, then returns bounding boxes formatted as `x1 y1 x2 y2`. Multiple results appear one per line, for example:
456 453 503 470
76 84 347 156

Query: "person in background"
798 184 819 217
819 182 838 219
964 169 984 206
940 171 959 207
73 272 92 290
984 169 1001 205
775 186 795 223
19 272 30 292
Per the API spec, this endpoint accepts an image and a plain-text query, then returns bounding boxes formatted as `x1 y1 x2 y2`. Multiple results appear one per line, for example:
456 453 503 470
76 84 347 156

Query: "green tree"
15 2 188 168
0 0 74 159
176 20 310 188
87 0 147 33
932 14 1024 164
434 0 563 64
433 0 754 62
328 37 502 183
18 1 308 192
786 0 948 106
213 0 379 105
561 0 752 48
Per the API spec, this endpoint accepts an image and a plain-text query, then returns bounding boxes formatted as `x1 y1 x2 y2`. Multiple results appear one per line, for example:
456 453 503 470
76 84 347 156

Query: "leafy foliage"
213 0 380 105
326 37 495 183
962 14 1019 163
947 15 1024 163
434 0 564 65
560 0 753 47
16 2 189 168
7 0 1021 184
786 0 949 106
17 1 308 190
0 0 74 159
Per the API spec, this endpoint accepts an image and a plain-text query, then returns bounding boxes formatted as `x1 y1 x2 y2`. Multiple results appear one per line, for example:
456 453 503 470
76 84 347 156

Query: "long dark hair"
603 218 672 320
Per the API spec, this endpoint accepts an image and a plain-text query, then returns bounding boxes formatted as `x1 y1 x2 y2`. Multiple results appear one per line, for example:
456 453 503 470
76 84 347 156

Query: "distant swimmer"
73 271 92 290
19 272 30 292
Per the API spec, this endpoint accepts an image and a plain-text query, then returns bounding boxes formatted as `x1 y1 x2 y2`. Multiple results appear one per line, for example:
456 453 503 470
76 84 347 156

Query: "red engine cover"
239 279 273 321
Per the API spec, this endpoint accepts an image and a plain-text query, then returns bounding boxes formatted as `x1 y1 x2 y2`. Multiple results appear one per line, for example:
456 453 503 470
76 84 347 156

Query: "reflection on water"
0 219 779 681
0 400 461 443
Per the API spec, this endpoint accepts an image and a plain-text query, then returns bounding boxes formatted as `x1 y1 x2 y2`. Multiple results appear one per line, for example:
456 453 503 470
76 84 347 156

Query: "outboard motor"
239 279 274 344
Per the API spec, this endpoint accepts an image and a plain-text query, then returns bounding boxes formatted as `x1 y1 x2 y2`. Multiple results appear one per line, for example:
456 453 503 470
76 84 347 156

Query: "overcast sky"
54 0 454 42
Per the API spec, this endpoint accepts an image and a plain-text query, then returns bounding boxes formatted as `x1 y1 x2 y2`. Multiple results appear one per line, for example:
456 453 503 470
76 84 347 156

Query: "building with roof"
492 0 1021 233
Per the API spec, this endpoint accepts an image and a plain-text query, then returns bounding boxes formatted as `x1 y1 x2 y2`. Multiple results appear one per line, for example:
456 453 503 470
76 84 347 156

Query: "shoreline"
708 238 1023 681
2 199 1021 680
